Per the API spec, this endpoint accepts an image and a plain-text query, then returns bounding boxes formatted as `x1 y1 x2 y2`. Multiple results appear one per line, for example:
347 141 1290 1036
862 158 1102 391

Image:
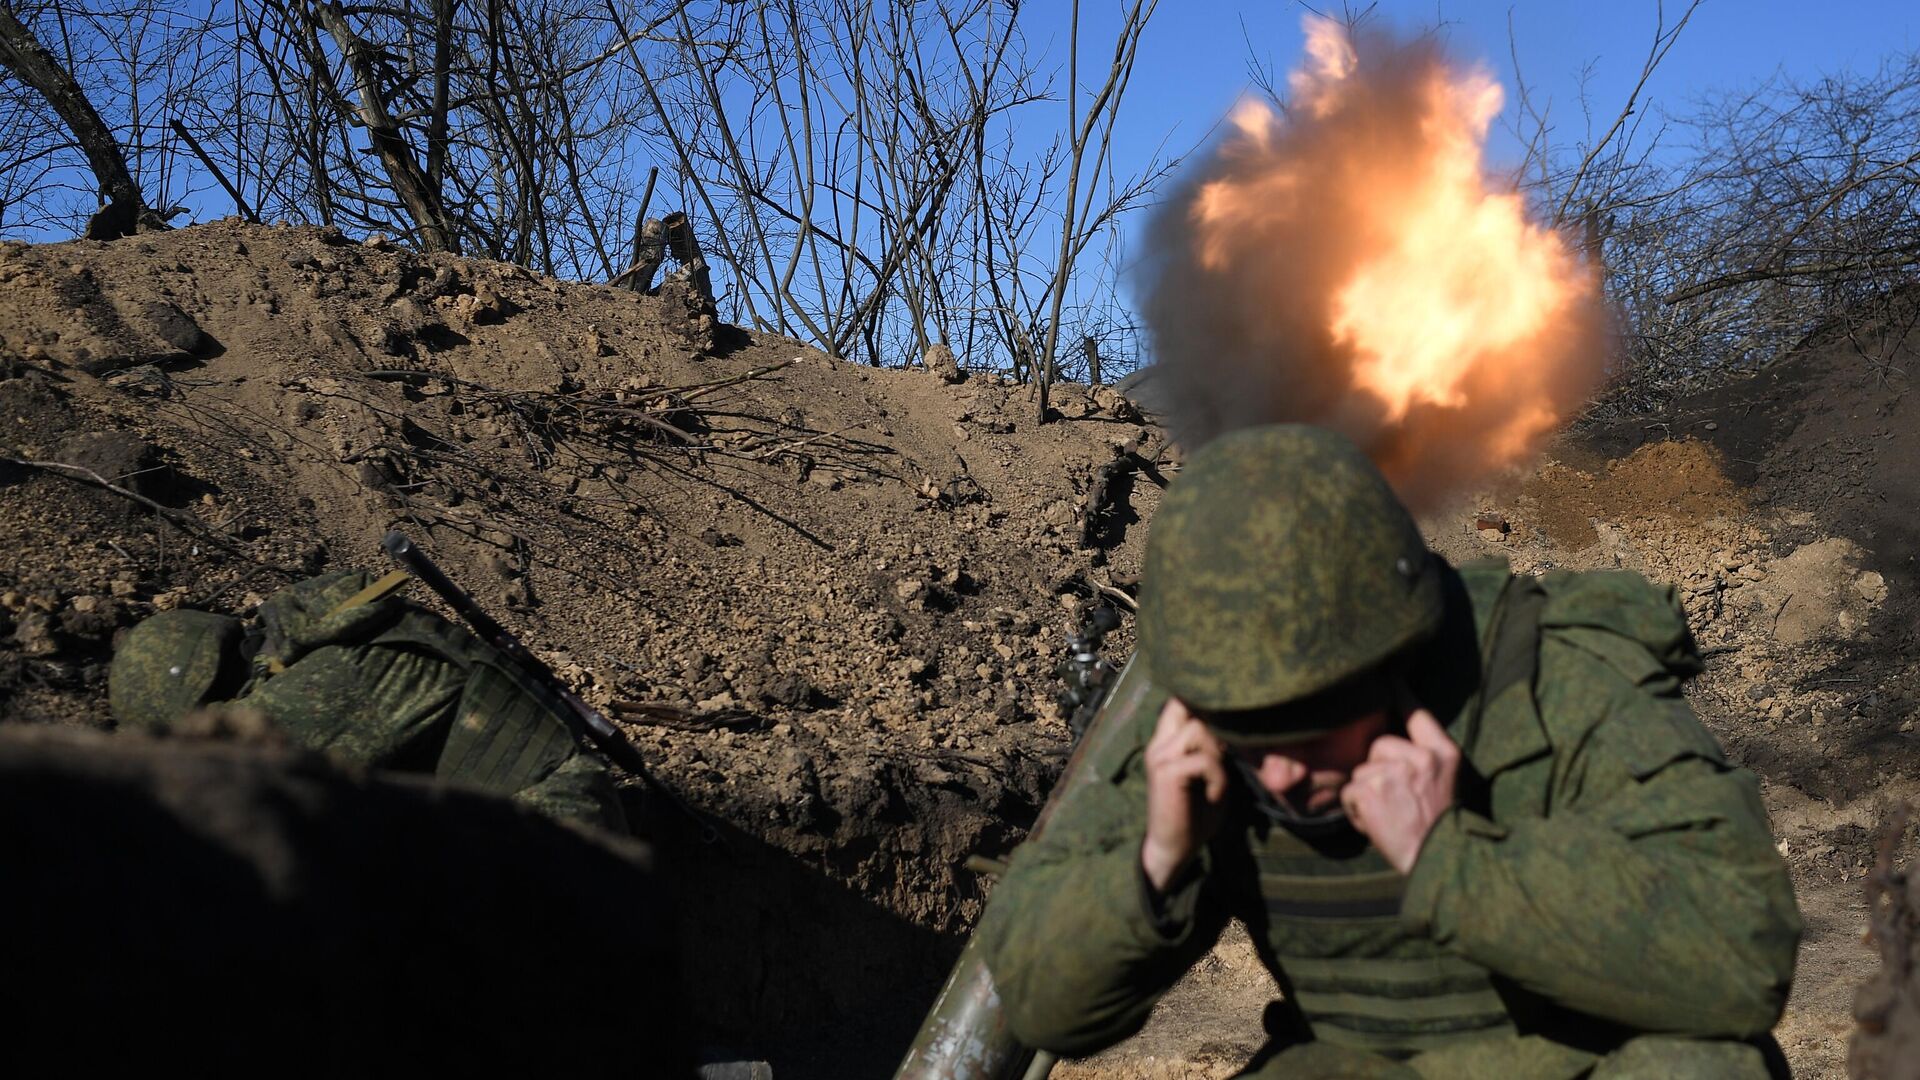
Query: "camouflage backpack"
1427 555 1714 824
110 570 625 831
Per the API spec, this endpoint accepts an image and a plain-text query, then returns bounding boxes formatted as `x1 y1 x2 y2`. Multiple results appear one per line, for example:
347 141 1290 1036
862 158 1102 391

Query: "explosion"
1142 16 1609 510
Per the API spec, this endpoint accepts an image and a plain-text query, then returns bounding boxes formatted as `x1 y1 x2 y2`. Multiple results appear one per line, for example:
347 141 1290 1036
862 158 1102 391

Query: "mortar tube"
892 658 1162 1080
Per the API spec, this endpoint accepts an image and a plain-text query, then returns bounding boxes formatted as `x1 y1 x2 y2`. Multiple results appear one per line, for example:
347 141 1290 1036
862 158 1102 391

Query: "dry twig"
1 448 288 567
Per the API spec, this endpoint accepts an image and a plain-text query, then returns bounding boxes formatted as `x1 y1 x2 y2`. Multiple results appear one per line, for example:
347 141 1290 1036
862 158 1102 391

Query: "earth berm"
1 221 1912 1077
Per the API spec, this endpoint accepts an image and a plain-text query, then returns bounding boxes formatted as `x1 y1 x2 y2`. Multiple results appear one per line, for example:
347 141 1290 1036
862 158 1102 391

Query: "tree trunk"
0 1 148 239
307 0 456 252
662 211 714 306
618 216 665 292
424 0 454 191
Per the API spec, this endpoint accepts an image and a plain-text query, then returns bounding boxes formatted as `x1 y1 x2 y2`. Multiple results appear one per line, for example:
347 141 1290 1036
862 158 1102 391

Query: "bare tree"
0 0 153 236
1492 0 1919 418
603 0 1171 380
303 0 455 251
203 0 662 266
1034 0 1157 421
1516 20 1920 403
1 0 1174 391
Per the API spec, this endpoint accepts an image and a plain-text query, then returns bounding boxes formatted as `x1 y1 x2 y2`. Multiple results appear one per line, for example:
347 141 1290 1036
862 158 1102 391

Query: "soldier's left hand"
1340 709 1459 874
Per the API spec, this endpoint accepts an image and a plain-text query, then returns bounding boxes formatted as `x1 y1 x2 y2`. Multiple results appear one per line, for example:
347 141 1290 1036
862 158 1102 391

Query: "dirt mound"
0 220 1163 1072
3 220 1911 1077
1521 438 1746 550
1561 302 1920 809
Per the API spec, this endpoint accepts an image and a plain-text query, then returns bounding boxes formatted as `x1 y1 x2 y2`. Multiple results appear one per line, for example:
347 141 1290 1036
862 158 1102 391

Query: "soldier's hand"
1141 697 1230 894
1341 708 1459 874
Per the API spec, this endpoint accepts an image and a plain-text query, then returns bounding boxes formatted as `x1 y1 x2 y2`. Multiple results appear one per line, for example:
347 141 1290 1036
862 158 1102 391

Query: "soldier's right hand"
1141 697 1230 894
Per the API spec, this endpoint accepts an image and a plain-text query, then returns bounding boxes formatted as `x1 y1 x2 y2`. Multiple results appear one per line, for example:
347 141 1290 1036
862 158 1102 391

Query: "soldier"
977 425 1801 1077
108 568 626 831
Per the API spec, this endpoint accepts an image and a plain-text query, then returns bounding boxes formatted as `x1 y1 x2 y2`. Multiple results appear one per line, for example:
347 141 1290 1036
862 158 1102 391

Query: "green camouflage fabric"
110 571 624 831
1138 426 1443 732
439 661 625 827
976 557 1802 1078
109 609 245 731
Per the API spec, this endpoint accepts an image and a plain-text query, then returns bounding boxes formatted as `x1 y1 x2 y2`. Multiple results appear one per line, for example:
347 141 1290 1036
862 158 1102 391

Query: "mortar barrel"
892 658 1161 1079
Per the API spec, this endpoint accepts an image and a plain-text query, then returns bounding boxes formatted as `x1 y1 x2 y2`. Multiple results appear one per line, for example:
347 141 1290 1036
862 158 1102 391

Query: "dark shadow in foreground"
0 727 693 1076
653 798 977 1079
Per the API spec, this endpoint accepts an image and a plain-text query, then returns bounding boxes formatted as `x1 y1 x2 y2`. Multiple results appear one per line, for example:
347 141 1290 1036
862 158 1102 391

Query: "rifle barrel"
381 531 654 779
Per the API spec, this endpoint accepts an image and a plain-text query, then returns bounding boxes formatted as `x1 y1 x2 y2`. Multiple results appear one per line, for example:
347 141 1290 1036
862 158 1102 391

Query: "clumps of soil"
1763 538 1888 647
0 219 1162 1071
1520 438 1746 550
1433 363 1913 811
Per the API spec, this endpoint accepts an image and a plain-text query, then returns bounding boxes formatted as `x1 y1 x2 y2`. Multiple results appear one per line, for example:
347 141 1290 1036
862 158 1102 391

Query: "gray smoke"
1134 21 1609 513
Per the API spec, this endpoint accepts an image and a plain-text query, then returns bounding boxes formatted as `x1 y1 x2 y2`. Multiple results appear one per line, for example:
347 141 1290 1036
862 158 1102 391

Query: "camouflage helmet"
109 609 246 732
1137 424 1442 740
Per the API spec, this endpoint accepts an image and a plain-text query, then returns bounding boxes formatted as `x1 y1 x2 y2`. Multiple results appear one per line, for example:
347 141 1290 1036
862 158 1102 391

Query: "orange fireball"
1145 15 1609 510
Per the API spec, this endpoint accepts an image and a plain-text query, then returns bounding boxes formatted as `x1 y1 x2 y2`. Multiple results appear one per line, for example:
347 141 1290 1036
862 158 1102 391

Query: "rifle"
382 530 693 833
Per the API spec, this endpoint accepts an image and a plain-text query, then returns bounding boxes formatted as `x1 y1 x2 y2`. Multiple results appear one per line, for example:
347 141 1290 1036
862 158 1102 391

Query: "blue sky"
994 0 1919 369
15 2 1915 244
1038 0 1918 193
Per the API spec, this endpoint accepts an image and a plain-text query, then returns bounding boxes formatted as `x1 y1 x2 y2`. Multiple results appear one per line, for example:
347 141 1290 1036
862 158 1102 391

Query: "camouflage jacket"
234 571 626 831
976 559 1801 1079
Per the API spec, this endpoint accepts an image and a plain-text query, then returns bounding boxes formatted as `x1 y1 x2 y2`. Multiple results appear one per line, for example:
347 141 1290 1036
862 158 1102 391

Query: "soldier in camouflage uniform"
109 569 626 831
977 425 1801 1077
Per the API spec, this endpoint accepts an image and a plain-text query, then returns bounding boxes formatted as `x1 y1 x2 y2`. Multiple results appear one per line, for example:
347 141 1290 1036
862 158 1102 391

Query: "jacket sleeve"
1401 636 1802 1037
974 740 1232 1056
510 749 629 833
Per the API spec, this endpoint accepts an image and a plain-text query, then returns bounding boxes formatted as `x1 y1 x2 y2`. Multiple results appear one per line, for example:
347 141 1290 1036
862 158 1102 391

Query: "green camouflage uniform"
110 571 625 831
975 427 1801 1079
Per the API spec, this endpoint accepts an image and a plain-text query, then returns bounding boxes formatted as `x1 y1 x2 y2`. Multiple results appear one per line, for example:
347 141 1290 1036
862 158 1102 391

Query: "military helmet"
109 609 246 732
1137 424 1442 742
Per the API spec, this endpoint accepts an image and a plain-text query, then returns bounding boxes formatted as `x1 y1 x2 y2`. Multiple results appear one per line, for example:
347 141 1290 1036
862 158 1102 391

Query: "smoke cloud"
1136 17 1611 512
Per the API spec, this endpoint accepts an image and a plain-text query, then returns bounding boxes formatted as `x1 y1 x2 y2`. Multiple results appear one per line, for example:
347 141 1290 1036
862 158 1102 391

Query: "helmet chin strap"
1229 754 1352 838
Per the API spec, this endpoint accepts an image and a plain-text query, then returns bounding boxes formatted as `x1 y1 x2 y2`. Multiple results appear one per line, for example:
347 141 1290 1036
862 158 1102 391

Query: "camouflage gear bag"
109 570 624 830
109 609 246 732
